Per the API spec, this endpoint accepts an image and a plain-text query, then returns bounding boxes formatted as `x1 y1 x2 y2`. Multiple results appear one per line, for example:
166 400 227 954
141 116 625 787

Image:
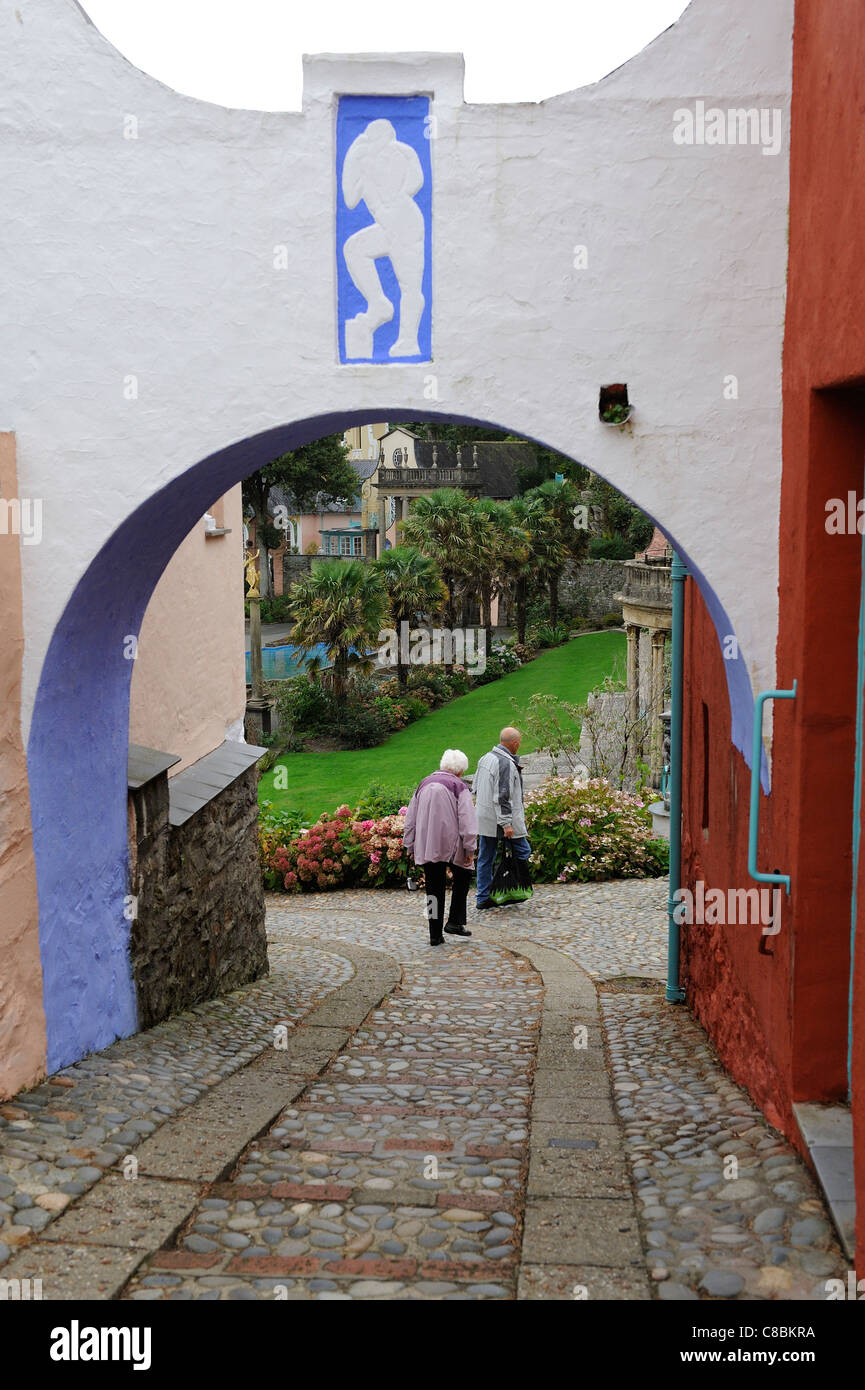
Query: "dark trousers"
422 861 472 942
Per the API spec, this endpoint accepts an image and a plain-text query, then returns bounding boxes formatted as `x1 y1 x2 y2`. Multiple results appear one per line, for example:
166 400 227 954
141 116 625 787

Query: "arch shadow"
27 409 759 1069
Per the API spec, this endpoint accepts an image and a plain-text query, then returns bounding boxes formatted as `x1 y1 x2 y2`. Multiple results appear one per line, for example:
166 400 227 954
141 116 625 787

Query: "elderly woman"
402 749 478 946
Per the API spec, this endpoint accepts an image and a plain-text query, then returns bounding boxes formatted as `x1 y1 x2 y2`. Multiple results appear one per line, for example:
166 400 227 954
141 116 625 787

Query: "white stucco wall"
0 0 793 744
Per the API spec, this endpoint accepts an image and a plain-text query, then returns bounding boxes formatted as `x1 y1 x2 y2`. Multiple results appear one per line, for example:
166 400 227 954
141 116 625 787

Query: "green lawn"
260 630 624 821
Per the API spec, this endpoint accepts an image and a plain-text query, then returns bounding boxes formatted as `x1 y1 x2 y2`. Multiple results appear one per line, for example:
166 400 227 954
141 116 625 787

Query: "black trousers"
422 861 472 941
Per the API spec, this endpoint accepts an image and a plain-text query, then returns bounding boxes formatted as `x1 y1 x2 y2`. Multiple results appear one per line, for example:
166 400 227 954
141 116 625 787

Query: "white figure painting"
342 118 426 359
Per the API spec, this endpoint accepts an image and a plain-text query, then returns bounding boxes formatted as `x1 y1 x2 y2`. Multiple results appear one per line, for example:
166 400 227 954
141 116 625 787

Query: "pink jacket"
402 771 478 868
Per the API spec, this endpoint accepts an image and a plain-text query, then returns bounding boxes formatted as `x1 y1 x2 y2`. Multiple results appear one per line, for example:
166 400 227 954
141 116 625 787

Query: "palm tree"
528 479 588 627
374 546 447 688
507 494 558 643
286 561 388 705
465 499 529 652
400 489 479 662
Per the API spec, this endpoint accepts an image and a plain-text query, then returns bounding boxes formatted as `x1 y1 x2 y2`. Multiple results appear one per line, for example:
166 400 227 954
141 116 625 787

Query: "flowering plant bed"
524 777 668 883
260 803 416 892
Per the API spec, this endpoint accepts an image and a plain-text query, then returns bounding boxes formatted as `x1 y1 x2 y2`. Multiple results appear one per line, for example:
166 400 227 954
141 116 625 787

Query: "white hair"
439 748 469 775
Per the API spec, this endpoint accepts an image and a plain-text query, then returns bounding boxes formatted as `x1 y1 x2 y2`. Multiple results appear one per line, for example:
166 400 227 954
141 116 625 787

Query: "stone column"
377 494 388 555
625 621 642 778
626 622 640 729
650 628 668 787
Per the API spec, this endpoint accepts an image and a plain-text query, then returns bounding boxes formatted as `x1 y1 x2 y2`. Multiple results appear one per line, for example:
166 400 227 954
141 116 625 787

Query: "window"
352 536 363 555
339 535 351 555
392 448 403 465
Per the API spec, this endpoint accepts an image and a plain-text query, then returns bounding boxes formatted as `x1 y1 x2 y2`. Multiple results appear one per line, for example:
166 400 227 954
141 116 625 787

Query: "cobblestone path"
123 901 543 1300
0 943 353 1266
1 881 853 1300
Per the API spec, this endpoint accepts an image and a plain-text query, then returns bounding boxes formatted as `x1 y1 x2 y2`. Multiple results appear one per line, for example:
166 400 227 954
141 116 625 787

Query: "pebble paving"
2 877 852 1300
123 904 542 1300
0 940 353 1267
493 880 851 1299
602 993 849 1301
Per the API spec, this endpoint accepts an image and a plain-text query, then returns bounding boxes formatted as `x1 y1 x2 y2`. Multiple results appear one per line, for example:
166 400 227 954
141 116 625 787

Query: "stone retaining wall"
128 766 267 1029
560 559 627 622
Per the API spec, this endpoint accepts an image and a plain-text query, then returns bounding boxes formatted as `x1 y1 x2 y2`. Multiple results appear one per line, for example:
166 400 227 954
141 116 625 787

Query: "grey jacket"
472 745 527 838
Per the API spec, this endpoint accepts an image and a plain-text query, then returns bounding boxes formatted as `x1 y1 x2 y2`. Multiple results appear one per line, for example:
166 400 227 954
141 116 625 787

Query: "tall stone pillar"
625 622 642 775
378 494 388 555
650 628 668 786
626 623 640 729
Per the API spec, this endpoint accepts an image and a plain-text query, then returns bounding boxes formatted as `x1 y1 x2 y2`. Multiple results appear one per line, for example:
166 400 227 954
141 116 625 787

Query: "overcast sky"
79 0 691 109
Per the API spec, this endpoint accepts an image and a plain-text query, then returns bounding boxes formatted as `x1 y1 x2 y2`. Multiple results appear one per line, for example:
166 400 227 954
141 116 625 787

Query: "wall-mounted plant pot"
598 382 631 426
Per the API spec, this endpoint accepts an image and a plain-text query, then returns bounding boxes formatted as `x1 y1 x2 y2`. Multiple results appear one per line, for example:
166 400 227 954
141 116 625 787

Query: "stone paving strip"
121 917 544 1300
0 939 358 1283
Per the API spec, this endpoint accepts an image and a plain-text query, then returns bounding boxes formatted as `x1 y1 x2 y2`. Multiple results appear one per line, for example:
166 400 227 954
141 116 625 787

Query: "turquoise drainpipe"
666 552 687 1004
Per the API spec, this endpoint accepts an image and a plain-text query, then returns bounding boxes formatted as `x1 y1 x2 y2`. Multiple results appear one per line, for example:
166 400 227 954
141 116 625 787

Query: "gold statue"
244 548 261 599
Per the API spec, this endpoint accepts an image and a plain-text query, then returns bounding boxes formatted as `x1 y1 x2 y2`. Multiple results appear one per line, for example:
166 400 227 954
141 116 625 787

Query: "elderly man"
472 726 531 910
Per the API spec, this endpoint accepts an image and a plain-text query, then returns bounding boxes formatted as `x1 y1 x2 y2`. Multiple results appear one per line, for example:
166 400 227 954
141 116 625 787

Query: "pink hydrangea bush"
260 804 416 893
524 777 668 883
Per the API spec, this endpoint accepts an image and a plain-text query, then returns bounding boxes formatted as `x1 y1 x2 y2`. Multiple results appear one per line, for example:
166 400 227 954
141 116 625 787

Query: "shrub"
260 805 414 892
259 803 306 838
535 622 569 649
406 667 452 705
508 641 536 663
524 776 669 883
339 701 392 748
380 696 412 731
601 611 623 628
446 666 474 696
588 536 634 560
376 677 402 700
347 813 415 887
354 782 417 819
261 804 357 891
259 595 294 623
274 676 335 738
472 649 522 686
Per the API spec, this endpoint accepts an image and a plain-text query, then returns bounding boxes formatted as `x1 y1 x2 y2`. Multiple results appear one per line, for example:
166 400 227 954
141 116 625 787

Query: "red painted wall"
682 0 865 1258
681 582 794 1138
781 0 865 1262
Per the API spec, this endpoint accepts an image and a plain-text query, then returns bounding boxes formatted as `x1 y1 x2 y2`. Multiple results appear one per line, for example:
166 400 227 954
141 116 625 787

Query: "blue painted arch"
27 410 763 1071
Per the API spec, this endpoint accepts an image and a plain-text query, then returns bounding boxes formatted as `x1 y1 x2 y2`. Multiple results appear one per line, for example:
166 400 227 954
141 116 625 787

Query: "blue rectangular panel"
337 94 432 364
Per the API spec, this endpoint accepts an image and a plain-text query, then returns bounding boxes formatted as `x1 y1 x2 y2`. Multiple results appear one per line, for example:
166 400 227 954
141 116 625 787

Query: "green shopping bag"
489 839 533 905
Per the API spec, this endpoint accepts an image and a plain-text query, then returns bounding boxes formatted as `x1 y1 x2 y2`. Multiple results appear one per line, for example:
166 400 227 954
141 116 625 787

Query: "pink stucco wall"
129 485 247 773
297 510 364 553
0 433 46 1098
